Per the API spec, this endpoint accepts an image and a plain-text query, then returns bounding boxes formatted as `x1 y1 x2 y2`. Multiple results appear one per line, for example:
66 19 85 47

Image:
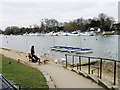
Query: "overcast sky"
0 0 119 30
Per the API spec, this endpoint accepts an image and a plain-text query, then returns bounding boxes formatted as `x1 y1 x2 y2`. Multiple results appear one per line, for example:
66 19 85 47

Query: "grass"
1 55 48 89
0 54 2 73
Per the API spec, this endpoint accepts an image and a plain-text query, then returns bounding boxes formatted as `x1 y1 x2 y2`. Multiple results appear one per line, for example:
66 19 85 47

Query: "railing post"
72 55 74 68
114 61 116 85
98 68 99 77
100 58 102 79
65 54 67 67
88 57 90 74
77 63 78 70
79 56 81 71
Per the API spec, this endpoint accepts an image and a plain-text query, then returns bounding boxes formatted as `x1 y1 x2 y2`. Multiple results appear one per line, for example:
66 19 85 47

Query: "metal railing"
0 74 21 90
65 54 120 85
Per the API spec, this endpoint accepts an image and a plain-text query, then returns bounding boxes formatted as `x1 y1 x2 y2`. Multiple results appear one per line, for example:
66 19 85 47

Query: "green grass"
0 54 2 73
1 55 48 89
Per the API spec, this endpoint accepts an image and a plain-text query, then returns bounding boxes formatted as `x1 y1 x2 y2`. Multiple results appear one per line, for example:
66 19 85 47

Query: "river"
0 35 119 61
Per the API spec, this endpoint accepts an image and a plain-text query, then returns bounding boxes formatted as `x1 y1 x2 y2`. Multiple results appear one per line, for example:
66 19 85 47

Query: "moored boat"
50 46 93 54
76 48 93 54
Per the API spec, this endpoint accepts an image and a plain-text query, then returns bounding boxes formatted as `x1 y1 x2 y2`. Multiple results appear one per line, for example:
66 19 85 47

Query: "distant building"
118 1 120 22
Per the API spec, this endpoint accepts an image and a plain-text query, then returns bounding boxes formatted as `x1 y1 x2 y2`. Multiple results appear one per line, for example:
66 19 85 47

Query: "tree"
40 19 59 32
4 26 20 35
64 21 79 32
76 18 85 31
98 13 106 31
98 13 114 31
11 26 20 35
104 17 114 31
20 27 26 34
4 27 13 35
2 13 115 35
90 20 101 28
0 29 3 34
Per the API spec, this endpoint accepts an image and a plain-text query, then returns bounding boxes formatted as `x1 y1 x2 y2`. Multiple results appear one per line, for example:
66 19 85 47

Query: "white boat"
67 48 77 52
55 48 62 51
50 46 60 50
50 47 56 50
60 48 68 52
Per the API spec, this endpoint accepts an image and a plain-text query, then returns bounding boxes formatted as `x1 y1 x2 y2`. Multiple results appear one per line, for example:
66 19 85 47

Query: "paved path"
39 63 103 88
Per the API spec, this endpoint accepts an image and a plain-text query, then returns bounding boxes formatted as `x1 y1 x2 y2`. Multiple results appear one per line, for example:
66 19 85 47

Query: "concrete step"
98 79 112 89
112 85 119 90
87 74 99 83
79 71 88 77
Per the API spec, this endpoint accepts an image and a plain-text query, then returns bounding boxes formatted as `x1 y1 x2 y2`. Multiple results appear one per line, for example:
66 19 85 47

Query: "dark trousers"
28 53 40 63
32 54 40 62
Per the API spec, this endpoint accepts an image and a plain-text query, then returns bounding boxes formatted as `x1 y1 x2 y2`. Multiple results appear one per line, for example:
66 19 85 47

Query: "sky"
0 0 119 30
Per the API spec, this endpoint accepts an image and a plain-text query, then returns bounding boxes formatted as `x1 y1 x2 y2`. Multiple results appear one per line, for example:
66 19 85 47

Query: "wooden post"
65 54 67 67
72 55 74 68
77 63 78 70
114 61 116 85
98 68 99 77
88 57 90 74
100 59 102 79
79 56 81 71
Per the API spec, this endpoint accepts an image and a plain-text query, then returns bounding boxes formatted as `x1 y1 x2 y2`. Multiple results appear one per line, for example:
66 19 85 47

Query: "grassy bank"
2 55 48 88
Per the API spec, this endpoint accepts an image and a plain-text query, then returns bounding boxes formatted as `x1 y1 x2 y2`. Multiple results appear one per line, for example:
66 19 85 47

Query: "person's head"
31 46 34 49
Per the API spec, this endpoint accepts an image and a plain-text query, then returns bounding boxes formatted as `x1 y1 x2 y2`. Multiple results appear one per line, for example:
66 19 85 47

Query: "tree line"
1 13 120 35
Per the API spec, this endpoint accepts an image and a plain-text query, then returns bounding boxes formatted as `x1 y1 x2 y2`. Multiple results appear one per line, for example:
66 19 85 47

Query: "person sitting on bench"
28 46 40 63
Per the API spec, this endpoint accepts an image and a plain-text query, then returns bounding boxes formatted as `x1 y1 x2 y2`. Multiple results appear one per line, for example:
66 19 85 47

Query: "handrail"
65 54 120 85
65 54 120 62
0 74 21 90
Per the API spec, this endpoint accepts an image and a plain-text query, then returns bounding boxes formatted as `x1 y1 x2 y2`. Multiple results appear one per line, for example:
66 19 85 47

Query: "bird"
9 61 12 64
54 59 58 64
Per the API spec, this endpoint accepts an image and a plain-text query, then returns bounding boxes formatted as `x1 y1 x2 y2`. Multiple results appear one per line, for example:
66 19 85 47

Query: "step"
87 74 99 83
98 79 112 89
79 71 88 77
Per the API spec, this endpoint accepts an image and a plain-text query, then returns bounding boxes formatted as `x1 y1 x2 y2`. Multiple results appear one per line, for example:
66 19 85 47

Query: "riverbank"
0 48 46 68
0 48 103 88
0 48 55 88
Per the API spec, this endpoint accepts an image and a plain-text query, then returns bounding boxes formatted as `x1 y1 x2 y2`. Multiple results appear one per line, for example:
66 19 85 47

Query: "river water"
0 35 119 61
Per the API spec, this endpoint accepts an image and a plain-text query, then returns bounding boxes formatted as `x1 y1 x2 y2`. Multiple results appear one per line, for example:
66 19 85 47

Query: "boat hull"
76 50 93 54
